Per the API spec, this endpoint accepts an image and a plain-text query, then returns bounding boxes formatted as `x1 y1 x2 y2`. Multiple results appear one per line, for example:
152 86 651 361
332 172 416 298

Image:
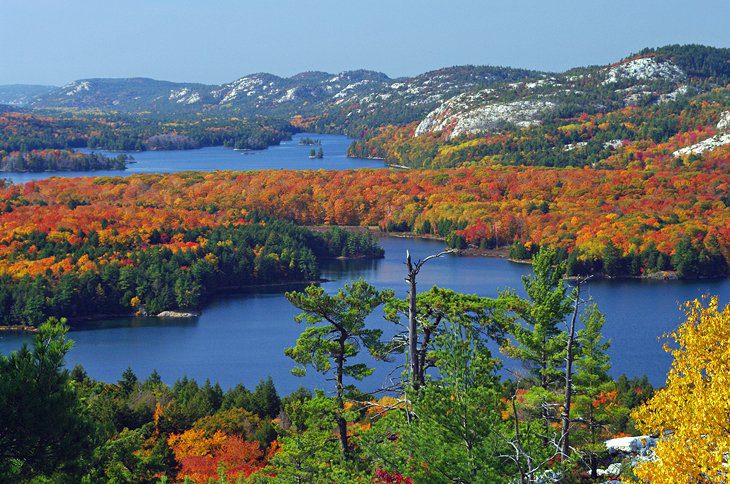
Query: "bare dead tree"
559 276 591 458
405 248 454 391
501 393 565 484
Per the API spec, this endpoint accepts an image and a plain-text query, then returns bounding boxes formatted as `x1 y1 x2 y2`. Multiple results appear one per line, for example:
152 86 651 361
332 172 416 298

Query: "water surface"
1 236 726 394
1 133 385 184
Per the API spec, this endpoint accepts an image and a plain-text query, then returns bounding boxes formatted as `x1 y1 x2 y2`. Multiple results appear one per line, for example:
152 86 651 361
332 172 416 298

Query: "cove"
1 236 727 394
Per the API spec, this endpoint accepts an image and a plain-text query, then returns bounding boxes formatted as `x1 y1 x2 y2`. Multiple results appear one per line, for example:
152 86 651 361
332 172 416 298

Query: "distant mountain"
23 45 730 138
0 84 56 106
29 66 541 126
33 78 217 112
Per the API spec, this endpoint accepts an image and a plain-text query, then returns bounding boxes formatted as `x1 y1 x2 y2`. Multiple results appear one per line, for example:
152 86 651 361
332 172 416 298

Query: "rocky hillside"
7 45 729 143
30 78 217 112
348 46 730 170
309 65 541 134
23 66 539 127
414 45 730 139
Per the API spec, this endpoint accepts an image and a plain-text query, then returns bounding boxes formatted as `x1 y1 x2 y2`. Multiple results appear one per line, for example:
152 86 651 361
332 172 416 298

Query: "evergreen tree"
500 247 573 445
251 377 281 419
502 247 573 388
573 302 612 478
0 318 94 480
672 234 700 278
285 279 393 457
602 241 624 277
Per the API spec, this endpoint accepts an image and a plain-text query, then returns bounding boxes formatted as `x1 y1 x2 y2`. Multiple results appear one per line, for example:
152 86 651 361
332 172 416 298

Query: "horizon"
2 0 729 85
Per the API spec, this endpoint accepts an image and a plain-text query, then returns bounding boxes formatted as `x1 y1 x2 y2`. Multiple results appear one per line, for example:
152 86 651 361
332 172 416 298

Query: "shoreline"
0 325 38 334
0 232 720 333
0 276 337 333
316 227 704 282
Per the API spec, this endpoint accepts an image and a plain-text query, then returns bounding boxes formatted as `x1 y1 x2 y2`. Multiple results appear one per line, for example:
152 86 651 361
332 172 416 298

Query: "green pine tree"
285 279 393 457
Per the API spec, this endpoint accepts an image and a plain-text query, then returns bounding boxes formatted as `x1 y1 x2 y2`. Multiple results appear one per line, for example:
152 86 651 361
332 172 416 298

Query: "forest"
2 247 727 482
0 217 382 327
1 166 726 288
0 111 296 163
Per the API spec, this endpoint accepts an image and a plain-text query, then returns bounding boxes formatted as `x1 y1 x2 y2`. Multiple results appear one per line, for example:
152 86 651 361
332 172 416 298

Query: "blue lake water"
1 236 727 395
1 133 385 184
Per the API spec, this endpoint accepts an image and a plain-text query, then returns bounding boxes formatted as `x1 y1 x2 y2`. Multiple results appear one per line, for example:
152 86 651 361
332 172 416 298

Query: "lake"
1 236 727 394
0 133 386 184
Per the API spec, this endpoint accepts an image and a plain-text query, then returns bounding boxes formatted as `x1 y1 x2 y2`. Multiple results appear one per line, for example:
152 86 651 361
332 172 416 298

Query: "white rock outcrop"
415 90 555 139
672 112 730 157
63 81 91 96
602 57 685 85
169 88 201 104
716 110 730 132
672 133 730 157
605 435 656 455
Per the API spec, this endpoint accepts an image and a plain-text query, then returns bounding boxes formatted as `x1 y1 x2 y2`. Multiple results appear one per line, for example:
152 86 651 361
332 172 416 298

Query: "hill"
29 66 541 127
348 45 730 169
0 84 55 106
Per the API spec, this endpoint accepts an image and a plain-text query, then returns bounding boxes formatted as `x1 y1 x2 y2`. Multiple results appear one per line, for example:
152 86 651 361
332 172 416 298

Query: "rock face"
673 133 730 157
716 110 730 132
600 435 657 479
157 311 199 318
411 51 708 140
169 87 202 105
415 92 555 138
604 435 656 455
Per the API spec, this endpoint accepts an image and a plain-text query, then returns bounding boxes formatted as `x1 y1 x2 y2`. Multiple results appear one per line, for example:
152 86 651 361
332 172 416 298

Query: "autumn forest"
0 41 729 483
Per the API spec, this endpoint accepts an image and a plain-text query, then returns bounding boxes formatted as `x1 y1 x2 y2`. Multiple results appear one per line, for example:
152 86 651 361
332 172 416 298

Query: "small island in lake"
298 137 321 146
309 147 324 159
0 149 129 173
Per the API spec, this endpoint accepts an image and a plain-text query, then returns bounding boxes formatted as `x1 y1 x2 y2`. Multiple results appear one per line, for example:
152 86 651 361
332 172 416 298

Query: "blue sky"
2 0 729 85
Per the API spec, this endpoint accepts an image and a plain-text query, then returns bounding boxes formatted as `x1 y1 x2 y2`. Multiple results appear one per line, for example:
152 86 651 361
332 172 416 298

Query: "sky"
1 0 729 86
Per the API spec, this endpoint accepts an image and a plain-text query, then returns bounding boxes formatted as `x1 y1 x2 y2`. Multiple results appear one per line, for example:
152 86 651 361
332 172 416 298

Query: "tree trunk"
404 249 452 391
541 352 549 448
560 284 581 458
589 405 598 479
512 395 531 484
406 251 420 391
417 323 434 386
336 333 349 457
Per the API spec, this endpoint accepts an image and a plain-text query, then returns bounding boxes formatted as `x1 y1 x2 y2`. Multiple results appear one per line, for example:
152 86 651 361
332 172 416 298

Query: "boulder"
156 310 199 318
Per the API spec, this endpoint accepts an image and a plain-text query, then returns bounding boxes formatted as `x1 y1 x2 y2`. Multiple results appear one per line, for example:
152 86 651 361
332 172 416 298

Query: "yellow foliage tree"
632 296 730 482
